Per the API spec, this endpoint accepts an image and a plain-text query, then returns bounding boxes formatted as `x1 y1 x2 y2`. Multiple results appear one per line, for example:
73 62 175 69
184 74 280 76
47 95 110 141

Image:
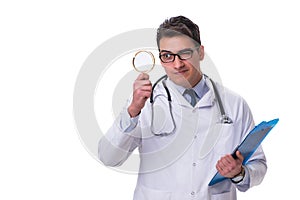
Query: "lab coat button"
192 162 196 166
191 191 195 195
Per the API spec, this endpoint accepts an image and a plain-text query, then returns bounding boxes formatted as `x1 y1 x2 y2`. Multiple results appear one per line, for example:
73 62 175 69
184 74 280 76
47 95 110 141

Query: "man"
99 16 267 200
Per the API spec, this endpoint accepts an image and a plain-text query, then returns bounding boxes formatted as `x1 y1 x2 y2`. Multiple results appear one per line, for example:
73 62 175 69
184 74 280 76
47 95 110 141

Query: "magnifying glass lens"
132 51 155 73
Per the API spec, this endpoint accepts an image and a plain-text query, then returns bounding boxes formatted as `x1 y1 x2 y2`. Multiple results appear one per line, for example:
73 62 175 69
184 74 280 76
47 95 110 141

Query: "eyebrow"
160 48 194 54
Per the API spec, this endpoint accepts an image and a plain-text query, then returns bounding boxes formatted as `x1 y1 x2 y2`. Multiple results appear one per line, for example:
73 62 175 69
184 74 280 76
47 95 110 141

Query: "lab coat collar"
165 76 216 108
170 75 207 99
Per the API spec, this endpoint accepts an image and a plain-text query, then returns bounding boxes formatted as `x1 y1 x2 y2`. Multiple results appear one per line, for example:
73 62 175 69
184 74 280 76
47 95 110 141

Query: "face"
159 35 204 88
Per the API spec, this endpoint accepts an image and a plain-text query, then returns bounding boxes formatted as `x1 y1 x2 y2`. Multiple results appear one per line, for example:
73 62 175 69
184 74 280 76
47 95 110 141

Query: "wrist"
128 105 141 118
231 166 245 184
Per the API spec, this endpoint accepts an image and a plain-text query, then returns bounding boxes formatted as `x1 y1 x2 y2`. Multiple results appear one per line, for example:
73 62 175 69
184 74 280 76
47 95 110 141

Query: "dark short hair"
156 16 201 49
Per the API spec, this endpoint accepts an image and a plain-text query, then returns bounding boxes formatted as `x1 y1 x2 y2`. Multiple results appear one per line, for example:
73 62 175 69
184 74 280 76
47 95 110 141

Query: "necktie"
184 89 197 106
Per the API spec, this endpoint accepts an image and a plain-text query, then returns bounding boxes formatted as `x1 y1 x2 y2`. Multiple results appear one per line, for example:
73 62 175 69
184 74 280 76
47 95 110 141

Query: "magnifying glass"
132 50 155 73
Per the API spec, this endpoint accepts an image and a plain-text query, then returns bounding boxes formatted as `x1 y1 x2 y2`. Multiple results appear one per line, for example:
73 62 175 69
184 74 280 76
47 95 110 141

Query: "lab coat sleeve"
234 100 268 192
236 156 267 192
98 105 142 167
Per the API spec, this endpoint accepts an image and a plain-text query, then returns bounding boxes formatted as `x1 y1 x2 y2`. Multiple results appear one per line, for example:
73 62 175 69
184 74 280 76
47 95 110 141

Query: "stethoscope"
132 50 233 137
149 74 233 136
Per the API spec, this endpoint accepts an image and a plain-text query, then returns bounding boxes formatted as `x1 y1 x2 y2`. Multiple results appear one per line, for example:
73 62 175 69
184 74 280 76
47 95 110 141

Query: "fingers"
134 73 151 89
128 73 152 117
134 82 152 93
134 87 152 100
216 154 235 175
137 73 149 80
216 154 243 178
133 73 152 98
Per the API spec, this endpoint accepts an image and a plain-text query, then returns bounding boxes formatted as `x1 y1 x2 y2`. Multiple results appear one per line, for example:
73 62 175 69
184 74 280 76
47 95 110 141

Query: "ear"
199 45 205 61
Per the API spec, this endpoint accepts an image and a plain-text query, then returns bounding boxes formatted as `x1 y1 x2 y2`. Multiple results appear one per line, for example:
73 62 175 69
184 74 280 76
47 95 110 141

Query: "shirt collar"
169 75 209 100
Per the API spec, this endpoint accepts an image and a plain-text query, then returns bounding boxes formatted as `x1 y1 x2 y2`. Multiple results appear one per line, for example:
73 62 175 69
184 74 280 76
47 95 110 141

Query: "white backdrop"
1 0 299 199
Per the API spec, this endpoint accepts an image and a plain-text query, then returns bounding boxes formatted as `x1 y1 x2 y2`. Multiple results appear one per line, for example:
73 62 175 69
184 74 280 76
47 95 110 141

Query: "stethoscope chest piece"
220 115 233 124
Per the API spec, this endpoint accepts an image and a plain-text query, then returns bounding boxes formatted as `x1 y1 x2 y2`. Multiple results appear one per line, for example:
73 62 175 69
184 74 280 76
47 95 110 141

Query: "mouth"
175 69 188 75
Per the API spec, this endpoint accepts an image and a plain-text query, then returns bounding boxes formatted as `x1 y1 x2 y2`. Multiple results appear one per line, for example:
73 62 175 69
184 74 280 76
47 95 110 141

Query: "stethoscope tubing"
150 74 233 136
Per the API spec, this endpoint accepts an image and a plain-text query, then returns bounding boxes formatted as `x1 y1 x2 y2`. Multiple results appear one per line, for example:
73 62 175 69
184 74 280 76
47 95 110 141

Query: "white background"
1 0 299 199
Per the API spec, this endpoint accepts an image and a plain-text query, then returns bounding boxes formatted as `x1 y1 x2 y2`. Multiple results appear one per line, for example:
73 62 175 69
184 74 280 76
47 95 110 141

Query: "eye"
178 50 193 59
179 50 192 56
159 52 175 63
161 53 172 59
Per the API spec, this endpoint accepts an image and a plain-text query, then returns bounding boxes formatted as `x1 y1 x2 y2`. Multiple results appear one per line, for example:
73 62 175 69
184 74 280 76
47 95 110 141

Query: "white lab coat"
99 77 267 200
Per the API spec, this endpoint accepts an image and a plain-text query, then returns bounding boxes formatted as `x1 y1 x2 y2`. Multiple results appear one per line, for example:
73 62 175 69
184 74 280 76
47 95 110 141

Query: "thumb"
236 151 244 162
137 72 149 80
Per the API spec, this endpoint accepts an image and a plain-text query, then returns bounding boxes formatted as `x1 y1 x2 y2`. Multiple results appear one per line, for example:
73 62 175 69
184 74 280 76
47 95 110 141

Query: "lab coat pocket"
210 180 235 200
211 192 234 200
134 185 172 200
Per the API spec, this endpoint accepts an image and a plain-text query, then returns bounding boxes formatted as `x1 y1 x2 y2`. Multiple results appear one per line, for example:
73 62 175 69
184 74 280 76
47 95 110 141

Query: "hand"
216 151 244 178
128 73 152 117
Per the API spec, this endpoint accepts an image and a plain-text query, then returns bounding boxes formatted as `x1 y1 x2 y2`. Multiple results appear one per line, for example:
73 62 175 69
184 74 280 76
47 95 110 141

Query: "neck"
188 72 202 88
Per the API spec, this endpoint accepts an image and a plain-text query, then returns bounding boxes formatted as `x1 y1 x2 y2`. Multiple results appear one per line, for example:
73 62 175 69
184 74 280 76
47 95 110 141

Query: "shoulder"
214 81 247 105
214 81 253 120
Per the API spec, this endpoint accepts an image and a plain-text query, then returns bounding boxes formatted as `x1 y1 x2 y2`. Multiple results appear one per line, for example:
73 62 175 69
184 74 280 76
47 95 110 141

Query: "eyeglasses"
159 46 200 63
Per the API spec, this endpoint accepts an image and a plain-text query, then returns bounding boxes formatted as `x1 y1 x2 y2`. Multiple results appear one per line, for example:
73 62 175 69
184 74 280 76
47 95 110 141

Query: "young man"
99 16 267 200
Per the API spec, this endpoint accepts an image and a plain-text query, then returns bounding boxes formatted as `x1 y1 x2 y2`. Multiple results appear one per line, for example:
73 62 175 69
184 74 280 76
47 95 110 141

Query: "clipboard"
208 118 279 186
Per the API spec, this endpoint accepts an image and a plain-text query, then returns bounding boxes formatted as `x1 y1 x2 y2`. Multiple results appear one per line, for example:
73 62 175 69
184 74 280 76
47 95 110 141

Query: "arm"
235 100 268 191
235 146 267 191
98 73 152 167
98 108 141 167
216 97 267 191
216 149 267 191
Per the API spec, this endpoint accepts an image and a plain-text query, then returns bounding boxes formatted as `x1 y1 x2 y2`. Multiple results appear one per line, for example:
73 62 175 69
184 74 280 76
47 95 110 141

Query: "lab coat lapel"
198 77 226 159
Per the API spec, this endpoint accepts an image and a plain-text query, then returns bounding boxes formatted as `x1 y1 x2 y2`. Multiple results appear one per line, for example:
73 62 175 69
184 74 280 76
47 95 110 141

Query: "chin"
171 76 192 88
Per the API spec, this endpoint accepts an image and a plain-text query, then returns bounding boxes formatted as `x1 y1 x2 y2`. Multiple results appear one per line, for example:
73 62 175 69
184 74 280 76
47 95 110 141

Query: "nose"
173 55 184 69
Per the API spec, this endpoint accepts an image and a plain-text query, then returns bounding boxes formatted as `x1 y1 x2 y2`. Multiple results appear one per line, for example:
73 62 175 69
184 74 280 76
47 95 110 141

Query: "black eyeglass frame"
159 46 200 63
